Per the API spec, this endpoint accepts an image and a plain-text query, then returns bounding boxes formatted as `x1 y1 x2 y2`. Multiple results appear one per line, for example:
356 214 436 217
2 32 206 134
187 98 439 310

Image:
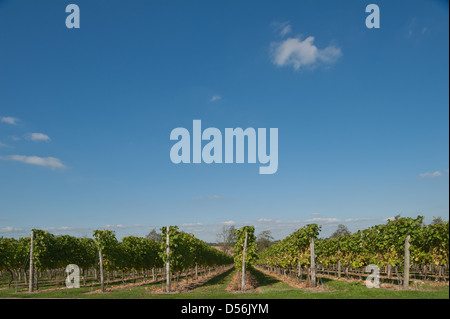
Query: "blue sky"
0 0 448 242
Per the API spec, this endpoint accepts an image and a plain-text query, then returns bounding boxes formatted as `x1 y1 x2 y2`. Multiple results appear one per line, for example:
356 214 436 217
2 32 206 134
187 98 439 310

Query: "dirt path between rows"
87 265 234 294
225 270 260 294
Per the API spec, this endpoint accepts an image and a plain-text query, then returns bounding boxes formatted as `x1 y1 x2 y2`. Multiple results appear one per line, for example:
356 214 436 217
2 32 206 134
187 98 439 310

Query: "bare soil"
140 266 233 295
225 270 260 293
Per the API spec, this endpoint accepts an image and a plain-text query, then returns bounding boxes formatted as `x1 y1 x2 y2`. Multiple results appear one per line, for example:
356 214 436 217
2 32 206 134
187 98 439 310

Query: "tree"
431 216 445 225
146 228 163 242
256 230 274 252
216 225 235 255
330 224 351 238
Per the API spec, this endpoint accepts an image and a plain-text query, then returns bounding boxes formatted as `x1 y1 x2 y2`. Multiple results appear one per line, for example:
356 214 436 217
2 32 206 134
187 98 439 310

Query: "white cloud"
257 218 276 223
104 224 127 229
221 221 235 225
344 218 374 223
304 217 340 224
0 155 65 168
210 95 221 102
26 132 51 142
181 223 204 227
44 226 76 231
271 36 342 70
0 226 23 233
311 213 322 216
0 116 19 125
420 171 443 179
0 141 10 148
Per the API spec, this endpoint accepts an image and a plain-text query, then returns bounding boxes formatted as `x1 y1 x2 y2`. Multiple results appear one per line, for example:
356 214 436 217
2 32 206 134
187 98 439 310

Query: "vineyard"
257 216 449 287
0 216 448 298
0 226 232 293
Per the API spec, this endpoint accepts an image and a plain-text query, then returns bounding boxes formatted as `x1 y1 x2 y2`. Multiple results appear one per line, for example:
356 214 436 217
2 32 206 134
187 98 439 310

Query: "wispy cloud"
210 95 221 102
0 141 10 148
271 35 342 71
280 24 292 37
271 21 292 37
26 132 51 142
192 195 223 200
217 220 236 226
1 116 19 125
406 18 430 39
344 218 375 223
304 217 340 224
0 226 23 233
47 226 75 231
181 222 204 227
258 218 281 223
104 224 130 229
103 224 146 230
42 226 93 233
0 155 65 168
420 171 443 179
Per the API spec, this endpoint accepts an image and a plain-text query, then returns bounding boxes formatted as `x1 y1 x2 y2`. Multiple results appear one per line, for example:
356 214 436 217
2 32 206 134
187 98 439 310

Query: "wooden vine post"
29 230 34 292
166 226 171 292
241 231 248 292
403 234 411 290
337 258 341 278
99 248 105 292
310 236 316 287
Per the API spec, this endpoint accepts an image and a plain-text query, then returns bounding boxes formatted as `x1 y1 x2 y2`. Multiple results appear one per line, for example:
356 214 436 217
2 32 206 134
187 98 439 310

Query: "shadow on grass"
317 276 335 285
201 268 235 288
250 267 281 287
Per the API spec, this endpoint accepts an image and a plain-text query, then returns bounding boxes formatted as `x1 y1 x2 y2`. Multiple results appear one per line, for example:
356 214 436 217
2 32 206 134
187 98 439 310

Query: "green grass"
0 267 448 299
